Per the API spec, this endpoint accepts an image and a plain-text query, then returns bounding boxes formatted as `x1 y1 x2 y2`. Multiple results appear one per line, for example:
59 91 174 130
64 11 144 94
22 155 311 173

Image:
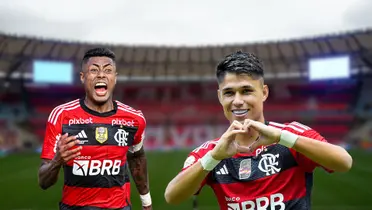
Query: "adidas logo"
75 130 88 139
216 164 229 175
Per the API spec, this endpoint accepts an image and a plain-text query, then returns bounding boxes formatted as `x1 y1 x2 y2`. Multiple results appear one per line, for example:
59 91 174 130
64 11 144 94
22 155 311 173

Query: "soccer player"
164 51 353 210
38 48 152 210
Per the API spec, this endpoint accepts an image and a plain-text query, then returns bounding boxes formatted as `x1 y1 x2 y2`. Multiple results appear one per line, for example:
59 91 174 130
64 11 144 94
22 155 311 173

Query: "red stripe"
211 167 308 206
61 183 131 208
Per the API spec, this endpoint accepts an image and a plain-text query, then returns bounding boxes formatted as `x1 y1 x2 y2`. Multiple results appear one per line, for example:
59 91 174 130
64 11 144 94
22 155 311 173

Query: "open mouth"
232 109 249 117
94 82 107 96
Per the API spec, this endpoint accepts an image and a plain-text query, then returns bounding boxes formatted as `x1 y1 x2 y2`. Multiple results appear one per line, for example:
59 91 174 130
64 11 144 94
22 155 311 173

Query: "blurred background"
0 0 372 209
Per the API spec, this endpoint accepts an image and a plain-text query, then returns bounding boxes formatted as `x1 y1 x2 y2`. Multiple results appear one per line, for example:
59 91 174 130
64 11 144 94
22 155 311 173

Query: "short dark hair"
82 47 116 66
216 51 264 83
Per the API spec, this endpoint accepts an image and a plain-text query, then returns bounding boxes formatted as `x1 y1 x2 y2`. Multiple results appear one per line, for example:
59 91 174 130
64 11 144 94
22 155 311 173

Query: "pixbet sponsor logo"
69 117 93 126
111 119 135 127
227 193 285 210
72 159 121 176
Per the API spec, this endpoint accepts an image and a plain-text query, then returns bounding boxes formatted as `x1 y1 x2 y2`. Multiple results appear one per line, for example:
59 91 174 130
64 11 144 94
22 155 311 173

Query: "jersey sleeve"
181 140 218 195
129 111 146 153
285 122 333 173
40 108 63 160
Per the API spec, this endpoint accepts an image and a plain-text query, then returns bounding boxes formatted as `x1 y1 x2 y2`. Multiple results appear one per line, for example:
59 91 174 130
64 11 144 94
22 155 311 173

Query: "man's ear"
217 89 223 105
262 85 269 102
80 71 84 84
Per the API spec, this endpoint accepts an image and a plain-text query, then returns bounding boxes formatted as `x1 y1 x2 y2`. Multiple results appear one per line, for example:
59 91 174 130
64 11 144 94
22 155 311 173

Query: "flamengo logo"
227 193 285 210
112 119 135 127
69 117 93 126
258 153 281 176
114 129 129 146
72 160 121 176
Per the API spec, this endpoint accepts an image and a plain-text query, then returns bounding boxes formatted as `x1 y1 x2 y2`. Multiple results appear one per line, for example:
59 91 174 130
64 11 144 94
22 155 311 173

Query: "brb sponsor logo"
112 119 135 127
72 160 121 176
227 193 285 210
69 117 93 126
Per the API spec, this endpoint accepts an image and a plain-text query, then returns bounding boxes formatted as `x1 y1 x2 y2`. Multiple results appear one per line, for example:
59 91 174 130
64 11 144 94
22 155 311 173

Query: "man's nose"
97 69 106 77
232 93 244 107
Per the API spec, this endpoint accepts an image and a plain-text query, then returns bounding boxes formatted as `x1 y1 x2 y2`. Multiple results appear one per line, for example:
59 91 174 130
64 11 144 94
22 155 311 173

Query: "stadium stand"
0 29 371 151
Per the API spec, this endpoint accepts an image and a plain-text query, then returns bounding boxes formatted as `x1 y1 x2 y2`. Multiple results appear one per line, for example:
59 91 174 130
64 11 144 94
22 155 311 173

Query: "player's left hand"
243 119 282 152
142 205 152 210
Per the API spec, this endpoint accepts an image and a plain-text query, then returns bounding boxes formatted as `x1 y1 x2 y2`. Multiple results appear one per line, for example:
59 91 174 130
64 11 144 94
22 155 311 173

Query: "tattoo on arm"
127 147 149 195
38 159 62 190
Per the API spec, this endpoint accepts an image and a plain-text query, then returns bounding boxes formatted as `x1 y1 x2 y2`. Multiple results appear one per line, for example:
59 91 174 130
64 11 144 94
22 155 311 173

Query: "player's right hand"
54 133 82 164
210 120 250 160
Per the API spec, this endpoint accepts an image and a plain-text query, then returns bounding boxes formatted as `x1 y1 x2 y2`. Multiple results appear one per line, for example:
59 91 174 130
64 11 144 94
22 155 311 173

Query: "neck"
234 115 265 147
84 97 113 113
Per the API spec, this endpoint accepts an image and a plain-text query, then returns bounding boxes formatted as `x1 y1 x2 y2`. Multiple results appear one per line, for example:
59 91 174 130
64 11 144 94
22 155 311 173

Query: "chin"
92 95 110 105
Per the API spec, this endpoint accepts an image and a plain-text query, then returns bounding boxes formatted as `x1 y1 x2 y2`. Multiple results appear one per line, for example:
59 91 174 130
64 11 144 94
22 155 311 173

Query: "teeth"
95 82 106 87
232 110 248 115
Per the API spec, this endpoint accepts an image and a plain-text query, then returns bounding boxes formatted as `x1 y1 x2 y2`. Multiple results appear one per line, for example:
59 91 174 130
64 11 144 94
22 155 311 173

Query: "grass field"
0 149 371 210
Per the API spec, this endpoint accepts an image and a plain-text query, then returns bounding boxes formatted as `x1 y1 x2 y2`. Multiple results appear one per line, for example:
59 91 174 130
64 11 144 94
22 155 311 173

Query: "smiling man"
164 51 352 210
38 48 152 210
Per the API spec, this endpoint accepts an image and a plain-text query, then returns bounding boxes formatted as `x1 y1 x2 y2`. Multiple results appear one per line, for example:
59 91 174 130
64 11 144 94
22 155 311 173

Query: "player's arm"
165 121 249 205
38 158 63 190
164 156 211 205
38 133 81 190
127 115 152 209
38 112 82 190
246 120 353 172
127 144 149 194
127 143 152 208
292 133 352 172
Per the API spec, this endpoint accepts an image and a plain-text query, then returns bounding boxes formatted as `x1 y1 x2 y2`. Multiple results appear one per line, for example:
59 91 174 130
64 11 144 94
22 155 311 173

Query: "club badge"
95 127 108 144
239 159 252 180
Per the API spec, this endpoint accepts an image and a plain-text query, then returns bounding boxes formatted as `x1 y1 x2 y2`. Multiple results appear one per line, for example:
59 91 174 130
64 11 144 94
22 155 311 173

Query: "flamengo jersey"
182 121 333 210
41 98 146 210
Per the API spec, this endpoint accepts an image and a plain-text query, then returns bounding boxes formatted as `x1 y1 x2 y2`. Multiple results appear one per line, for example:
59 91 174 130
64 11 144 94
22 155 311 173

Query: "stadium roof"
0 29 371 82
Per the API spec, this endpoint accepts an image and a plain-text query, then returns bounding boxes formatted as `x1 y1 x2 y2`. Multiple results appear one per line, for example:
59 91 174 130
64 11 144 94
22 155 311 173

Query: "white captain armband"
140 192 152 207
278 130 299 148
199 151 221 171
128 140 143 153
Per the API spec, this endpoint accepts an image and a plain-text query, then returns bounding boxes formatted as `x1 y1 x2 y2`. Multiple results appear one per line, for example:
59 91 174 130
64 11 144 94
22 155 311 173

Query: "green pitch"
0 149 371 210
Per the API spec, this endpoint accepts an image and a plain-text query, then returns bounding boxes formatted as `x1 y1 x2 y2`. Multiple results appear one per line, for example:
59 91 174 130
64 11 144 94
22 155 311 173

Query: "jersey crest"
95 127 108 144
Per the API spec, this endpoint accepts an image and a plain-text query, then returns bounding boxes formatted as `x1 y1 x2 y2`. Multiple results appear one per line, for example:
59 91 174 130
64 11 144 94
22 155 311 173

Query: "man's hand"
210 120 251 160
54 133 82 164
243 119 282 152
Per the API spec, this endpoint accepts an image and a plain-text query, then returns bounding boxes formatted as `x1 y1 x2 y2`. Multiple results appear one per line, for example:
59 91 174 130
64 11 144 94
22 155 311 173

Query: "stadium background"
0 29 371 210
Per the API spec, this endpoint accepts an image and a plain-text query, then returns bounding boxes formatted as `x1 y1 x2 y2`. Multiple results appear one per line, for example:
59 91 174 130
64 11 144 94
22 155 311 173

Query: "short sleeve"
129 111 146 153
180 140 218 194
293 129 333 173
40 109 63 160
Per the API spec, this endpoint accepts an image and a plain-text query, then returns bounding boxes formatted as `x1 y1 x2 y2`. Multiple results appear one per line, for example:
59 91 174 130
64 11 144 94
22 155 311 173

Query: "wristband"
200 151 221 171
140 192 152 207
278 130 299 148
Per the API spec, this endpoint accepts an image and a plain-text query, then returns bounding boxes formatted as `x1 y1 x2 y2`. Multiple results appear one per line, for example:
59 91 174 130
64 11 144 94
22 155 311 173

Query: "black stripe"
210 144 298 184
59 202 131 210
62 124 138 146
64 163 130 188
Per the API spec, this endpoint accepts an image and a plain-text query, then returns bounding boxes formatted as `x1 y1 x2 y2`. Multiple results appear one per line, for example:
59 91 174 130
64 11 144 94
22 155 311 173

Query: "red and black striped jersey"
181 121 333 210
41 98 146 210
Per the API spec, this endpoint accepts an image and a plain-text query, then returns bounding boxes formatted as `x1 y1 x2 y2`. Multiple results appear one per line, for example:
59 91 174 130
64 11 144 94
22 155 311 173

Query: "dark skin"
37 56 152 209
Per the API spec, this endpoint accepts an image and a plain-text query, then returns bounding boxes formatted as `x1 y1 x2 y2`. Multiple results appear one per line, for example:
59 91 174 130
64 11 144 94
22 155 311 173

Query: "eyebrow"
91 63 112 68
222 85 254 91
